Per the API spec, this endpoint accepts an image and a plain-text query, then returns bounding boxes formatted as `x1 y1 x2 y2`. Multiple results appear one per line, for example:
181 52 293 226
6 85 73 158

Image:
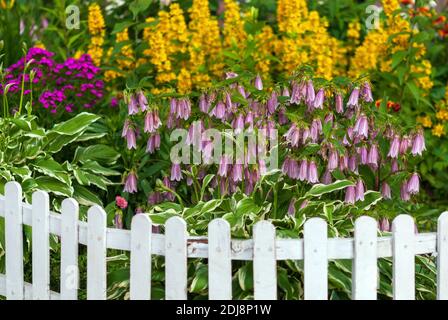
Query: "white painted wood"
165 216 187 300
0 184 446 302
392 214 415 300
0 196 440 260
87 206 107 300
352 216 377 300
60 198 79 300
32 191 50 300
5 182 24 300
208 219 232 300
253 221 277 300
437 211 448 300
304 218 328 300
0 274 60 300
130 214 152 300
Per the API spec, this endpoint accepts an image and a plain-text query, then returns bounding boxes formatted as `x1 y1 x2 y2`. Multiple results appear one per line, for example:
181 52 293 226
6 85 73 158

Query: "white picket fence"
0 181 447 300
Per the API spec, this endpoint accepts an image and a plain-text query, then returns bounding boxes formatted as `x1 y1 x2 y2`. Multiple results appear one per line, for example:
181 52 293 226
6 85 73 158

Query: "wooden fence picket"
130 214 152 300
5 182 24 300
165 216 187 300
32 191 50 300
60 198 79 300
304 218 328 300
208 218 232 300
253 220 277 300
392 214 415 300
87 206 107 300
437 212 448 300
352 216 377 300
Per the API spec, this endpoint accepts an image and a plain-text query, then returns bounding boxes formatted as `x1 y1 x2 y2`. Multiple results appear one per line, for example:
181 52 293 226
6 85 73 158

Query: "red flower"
434 16 446 25
115 196 128 209
400 0 414 5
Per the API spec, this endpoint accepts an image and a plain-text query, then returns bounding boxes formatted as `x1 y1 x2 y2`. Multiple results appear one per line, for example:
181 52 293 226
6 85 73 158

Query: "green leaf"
35 176 73 197
9 118 32 131
299 143 321 157
9 166 31 178
73 169 90 185
199 199 222 214
81 161 121 176
130 0 152 19
235 197 261 217
46 131 84 153
50 112 100 136
33 159 70 184
73 185 102 206
76 145 120 165
75 131 107 142
24 129 46 138
190 265 208 293
391 51 407 70
85 173 111 191
412 31 430 43
237 263 254 291
111 21 136 34
356 191 382 211
200 174 214 200
305 180 354 197
406 81 420 103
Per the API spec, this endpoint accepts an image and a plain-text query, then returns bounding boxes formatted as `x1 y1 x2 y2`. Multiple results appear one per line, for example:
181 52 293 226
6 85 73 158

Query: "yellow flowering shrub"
350 0 433 93
254 26 277 75
188 0 223 88
223 0 247 48
349 27 389 77
347 20 361 44
104 28 135 81
275 0 346 80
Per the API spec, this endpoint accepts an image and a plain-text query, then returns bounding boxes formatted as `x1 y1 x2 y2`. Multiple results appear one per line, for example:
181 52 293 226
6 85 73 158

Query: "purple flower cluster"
1 47 103 114
123 73 424 208
122 90 162 158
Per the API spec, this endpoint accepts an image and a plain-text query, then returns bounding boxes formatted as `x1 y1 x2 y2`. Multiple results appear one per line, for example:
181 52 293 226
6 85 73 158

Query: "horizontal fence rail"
0 181 447 300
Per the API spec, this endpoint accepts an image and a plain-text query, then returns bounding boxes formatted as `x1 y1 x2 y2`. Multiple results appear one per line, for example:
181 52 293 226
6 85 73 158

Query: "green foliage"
0 112 119 206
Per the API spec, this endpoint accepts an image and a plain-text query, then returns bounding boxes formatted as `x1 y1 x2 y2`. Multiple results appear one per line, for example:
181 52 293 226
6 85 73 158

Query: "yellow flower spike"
188 0 223 87
86 3 106 66
275 1 345 79
223 0 247 48
347 20 361 42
